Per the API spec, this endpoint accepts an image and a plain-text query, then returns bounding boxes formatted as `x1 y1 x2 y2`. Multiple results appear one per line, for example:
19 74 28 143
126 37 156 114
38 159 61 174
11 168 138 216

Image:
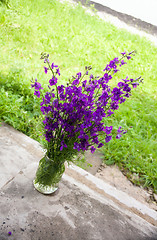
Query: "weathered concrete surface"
90 0 157 27
1 163 157 240
0 123 157 240
72 0 157 37
65 164 157 227
0 122 102 181
0 122 44 189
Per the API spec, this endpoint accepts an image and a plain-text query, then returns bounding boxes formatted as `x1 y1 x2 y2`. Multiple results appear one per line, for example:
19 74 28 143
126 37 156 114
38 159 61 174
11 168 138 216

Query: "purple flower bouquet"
32 51 142 194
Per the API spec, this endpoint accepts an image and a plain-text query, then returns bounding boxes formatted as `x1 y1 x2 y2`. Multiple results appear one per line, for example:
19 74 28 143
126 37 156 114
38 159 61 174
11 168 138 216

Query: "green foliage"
0 71 42 141
0 0 157 192
100 92 157 192
34 155 65 187
75 154 93 171
0 0 10 8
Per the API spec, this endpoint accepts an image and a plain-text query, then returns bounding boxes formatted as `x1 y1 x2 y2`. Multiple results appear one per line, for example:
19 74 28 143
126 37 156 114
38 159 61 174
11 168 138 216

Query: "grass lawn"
0 0 157 192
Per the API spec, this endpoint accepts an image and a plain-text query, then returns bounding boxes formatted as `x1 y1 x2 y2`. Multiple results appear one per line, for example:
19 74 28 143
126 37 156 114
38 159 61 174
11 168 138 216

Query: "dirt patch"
81 150 157 212
95 163 157 211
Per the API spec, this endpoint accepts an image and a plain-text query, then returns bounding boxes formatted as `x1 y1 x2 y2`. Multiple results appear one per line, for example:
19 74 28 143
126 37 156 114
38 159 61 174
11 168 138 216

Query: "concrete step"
90 0 157 27
0 123 157 239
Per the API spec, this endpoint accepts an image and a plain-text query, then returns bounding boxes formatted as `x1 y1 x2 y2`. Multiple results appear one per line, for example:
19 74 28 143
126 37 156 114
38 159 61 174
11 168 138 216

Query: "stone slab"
0 163 157 240
1 123 157 239
91 0 157 27
0 122 44 189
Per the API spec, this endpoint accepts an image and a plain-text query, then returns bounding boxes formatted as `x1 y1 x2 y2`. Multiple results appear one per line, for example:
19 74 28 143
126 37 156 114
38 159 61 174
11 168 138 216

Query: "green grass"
0 0 9 7
0 0 157 192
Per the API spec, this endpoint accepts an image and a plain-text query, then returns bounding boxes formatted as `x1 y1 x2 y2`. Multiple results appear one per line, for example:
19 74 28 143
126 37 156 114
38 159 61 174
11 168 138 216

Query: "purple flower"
60 141 67 151
44 66 49 74
117 126 127 135
60 93 66 100
110 102 119 110
117 82 125 88
53 99 59 108
105 135 112 143
44 93 51 104
82 80 87 87
104 73 112 83
119 97 126 103
45 131 53 142
122 76 130 83
107 110 114 117
73 142 80 151
103 64 110 71
57 85 64 94
121 51 126 56
109 58 119 69
98 143 104 148
72 79 79 85
112 87 122 96
117 126 122 133
49 77 58 86
78 131 89 141
89 74 94 79
91 146 96 153
77 72 82 79
34 90 40 98
31 80 43 90
36 82 42 90
32 51 141 154
123 84 131 92
116 134 122 139
127 55 131 60
132 82 139 88
125 93 130 98
51 62 58 69
44 58 49 63
8 232 12 236
40 105 51 114
120 60 126 66
105 126 113 135
56 68 61 76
